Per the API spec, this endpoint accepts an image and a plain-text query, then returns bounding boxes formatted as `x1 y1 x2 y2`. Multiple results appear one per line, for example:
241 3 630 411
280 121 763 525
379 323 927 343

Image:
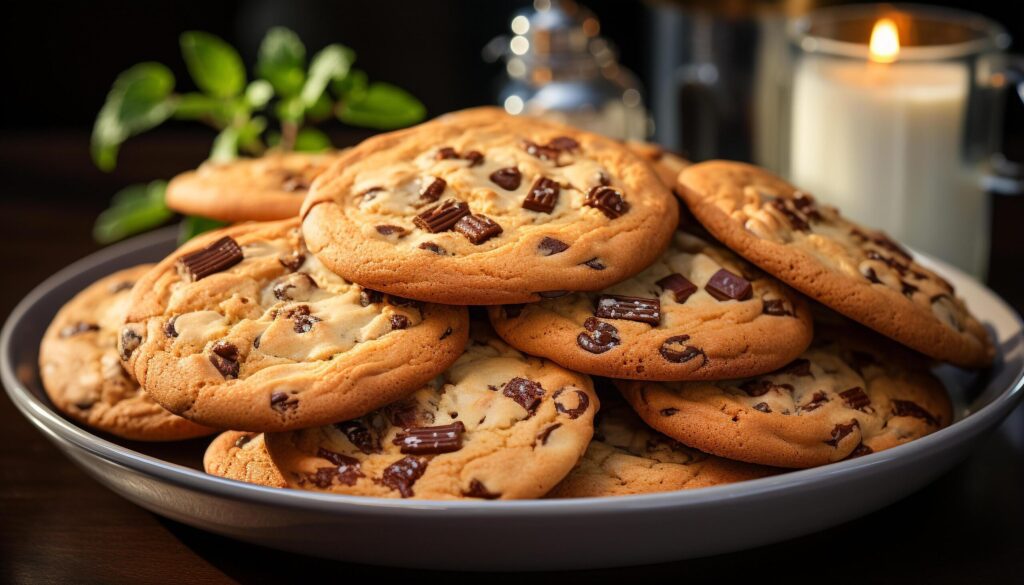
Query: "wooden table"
2 133 1023 583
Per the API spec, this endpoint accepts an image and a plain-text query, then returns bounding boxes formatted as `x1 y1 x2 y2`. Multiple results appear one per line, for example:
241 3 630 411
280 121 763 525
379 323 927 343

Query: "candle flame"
869 18 900 63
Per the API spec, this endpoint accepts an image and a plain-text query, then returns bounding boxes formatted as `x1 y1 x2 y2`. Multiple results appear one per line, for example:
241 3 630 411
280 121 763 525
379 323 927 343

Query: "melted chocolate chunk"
375 225 408 237
891 400 940 426
901 280 919 298
270 391 299 412
390 314 410 330
584 186 629 218
464 150 484 167
824 420 859 447
163 316 179 338
463 479 501 499
705 269 753 302
178 236 243 282
840 386 871 410
583 258 606 270
360 288 383 306
659 335 707 365
537 423 562 445
523 178 560 213
577 317 620 354
594 294 661 325
383 398 419 428
753 402 772 413
538 237 569 256
503 377 545 413
504 304 524 318
209 340 240 378
739 380 793 397
284 305 320 333
548 136 579 151
253 333 262 349
440 326 453 340
800 391 829 412
454 214 503 244
392 422 465 455
847 443 874 459
656 273 698 304
489 167 522 191
273 272 318 301
792 194 822 221
380 456 427 498
418 241 447 255
768 199 810 231
863 267 882 284
233 434 254 448
522 140 562 161
775 358 813 377
278 250 305 272
762 299 793 316
119 327 142 360
313 448 363 486
420 177 447 203
553 388 590 419
60 322 99 338
436 146 458 160
873 234 912 260
414 199 470 233
660 408 679 416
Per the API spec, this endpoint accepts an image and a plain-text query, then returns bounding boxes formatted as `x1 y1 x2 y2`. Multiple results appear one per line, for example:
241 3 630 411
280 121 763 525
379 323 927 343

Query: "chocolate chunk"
537 290 569 298
522 140 562 161
824 420 859 447
583 258 606 270
273 273 318 301
463 479 500 499
503 377 544 413
392 422 465 455
538 237 569 256
584 186 629 219
233 434 254 448
739 380 793 397
705 269 753 302
656 273 698 304
548 136 579 151
504 304 524 318
768 199 809 231
420 178 447 203
792 194 822 221
284 305 320 333
553 388 590 419
418 241 447 255
775 358 813 377
576 317 620 354
901 280 919 298
278 250 305 272
489 167 522 191
119 327 142 360
360 288 383 307
454 214 503 244
440 327 453 340
838 387 871 411
891 399 940 426
209 340 240 378
597 171 611 186
660 408 679 416
60 322 99 338
800 391 829 412
414 199 470 233
178 236 244 282
390 314 410 330
659 335 707 365
762 299 792 316
163 316 179 338
436 146 458 160
253 333 262 349
464 151 484 166
313 448 363 486
523 178 560 213
383 398 419 428
863 267 882 284
847 443 874 459
753 402 772 413
380 456 427 498
594 294 661 325
270 391 299 412
873 234 912 260
375 225 408 237
537 423 562 445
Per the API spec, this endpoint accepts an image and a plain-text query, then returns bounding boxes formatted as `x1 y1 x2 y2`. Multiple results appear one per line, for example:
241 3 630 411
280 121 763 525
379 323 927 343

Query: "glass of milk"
785 4 1021 278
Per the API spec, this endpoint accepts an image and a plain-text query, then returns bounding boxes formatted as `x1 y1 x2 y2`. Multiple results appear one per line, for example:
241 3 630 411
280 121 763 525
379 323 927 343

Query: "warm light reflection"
869 18 900 63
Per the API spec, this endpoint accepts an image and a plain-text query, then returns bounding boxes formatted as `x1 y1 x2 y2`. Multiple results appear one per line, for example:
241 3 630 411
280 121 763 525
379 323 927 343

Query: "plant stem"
280 121 299 152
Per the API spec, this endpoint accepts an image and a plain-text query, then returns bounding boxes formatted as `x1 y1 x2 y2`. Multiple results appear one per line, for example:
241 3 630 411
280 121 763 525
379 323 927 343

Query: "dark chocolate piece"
463 479 501 499
583 258 606 270
523 178 560 213
313 448 363 486
584 186 629 218
380 456 427 498
413 199 470 233
454 214 503 244
360 288 383 307
775 358 813 377
660 408 679 416
163 316 179 338
436 146 458 160
503 377 545 413
659 334 707 365
440 327 453 340
334 420 380 454
375 225 408 237
418 241 447 255
270 391 299 413
233 434 254 448
824 420 859 447
656 273 698 304
762 299 792 316
178 236 243 282
273 272 318 301
739 380 793 397
768 199 809 231
840 387 871 410
119 327 142 360
383 398 419 428
891 400 940 426
464 150 484 166
390 314 410 330
392 422 466 455
548 136 579 150
594 294 661 325
799 391 829 412
753 402 772 413
538 237 569 256
576 317 620 354
537 423 562 445
209 340 240 378
420 177 447 203
284 305 320 333
704 268 753 301
847 443 874 459
278 250 305 272
489 167 522 191
553 388 590 419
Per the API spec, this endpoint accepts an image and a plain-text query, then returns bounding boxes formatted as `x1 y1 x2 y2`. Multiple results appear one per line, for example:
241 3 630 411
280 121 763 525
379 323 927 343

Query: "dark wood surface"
2 133 1024 584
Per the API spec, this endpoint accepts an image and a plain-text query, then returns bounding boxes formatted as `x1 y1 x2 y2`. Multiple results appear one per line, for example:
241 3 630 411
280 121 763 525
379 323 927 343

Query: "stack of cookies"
39 107 993 500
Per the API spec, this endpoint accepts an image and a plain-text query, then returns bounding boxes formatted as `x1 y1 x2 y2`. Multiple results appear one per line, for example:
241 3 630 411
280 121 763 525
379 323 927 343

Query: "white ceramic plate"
3 226 1022 570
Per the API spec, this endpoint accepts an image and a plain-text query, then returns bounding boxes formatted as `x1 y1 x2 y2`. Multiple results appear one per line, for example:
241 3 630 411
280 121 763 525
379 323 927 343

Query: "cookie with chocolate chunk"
166 151 341 222
626 141 690 191
547 398 775 498
677 161 992 368
301 107 678 304
618 323 953 468
38 265 214 441
204 431 287 487
119 219 469 432
489 230 813 381
262 330 598 499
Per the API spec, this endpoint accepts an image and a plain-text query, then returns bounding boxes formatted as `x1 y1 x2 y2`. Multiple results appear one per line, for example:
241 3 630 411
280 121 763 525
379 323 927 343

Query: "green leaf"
210 126 240 162
238 116 268 152
173 92 230 124
180 31 246 99
332 69 367 99
301 44 354 107
245 80 274 109
179 215 229 244
275 95 305 123
293 127 332 152
257 27 306 97
93 181 173 244
91 62 177 171
337 82 426 130
305 92 333 122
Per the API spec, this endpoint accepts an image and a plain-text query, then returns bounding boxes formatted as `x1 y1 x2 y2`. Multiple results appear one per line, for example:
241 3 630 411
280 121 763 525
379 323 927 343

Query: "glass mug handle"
984 55 1024 196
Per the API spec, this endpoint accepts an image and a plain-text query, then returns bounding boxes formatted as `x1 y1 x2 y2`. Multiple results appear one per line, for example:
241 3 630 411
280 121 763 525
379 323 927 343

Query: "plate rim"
4 226 1023 516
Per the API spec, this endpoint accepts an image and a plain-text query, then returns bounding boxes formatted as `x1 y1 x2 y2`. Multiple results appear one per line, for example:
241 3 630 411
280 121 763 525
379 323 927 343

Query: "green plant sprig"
91 26 426 244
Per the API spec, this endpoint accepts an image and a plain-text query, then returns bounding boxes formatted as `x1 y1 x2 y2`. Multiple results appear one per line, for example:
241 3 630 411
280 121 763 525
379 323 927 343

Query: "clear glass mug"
782 4 1022 277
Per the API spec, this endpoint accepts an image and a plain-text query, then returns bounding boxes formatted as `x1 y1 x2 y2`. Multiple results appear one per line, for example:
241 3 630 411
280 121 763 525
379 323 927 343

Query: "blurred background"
1 0 1022 310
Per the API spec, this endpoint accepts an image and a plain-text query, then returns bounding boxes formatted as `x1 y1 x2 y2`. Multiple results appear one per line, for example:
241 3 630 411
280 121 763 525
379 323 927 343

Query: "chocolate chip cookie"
626 141 690 191
118 219 469 432
262 330 598 499
488 229 813 381
38 265 214 441
301 107 678 304
166 151 340 222
204 431 287 487
618 323 953 468
677 161 992 368
548 398 775 497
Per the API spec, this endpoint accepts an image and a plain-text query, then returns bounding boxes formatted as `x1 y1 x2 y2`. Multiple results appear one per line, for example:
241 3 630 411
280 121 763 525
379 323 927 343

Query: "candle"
788 17 985 275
